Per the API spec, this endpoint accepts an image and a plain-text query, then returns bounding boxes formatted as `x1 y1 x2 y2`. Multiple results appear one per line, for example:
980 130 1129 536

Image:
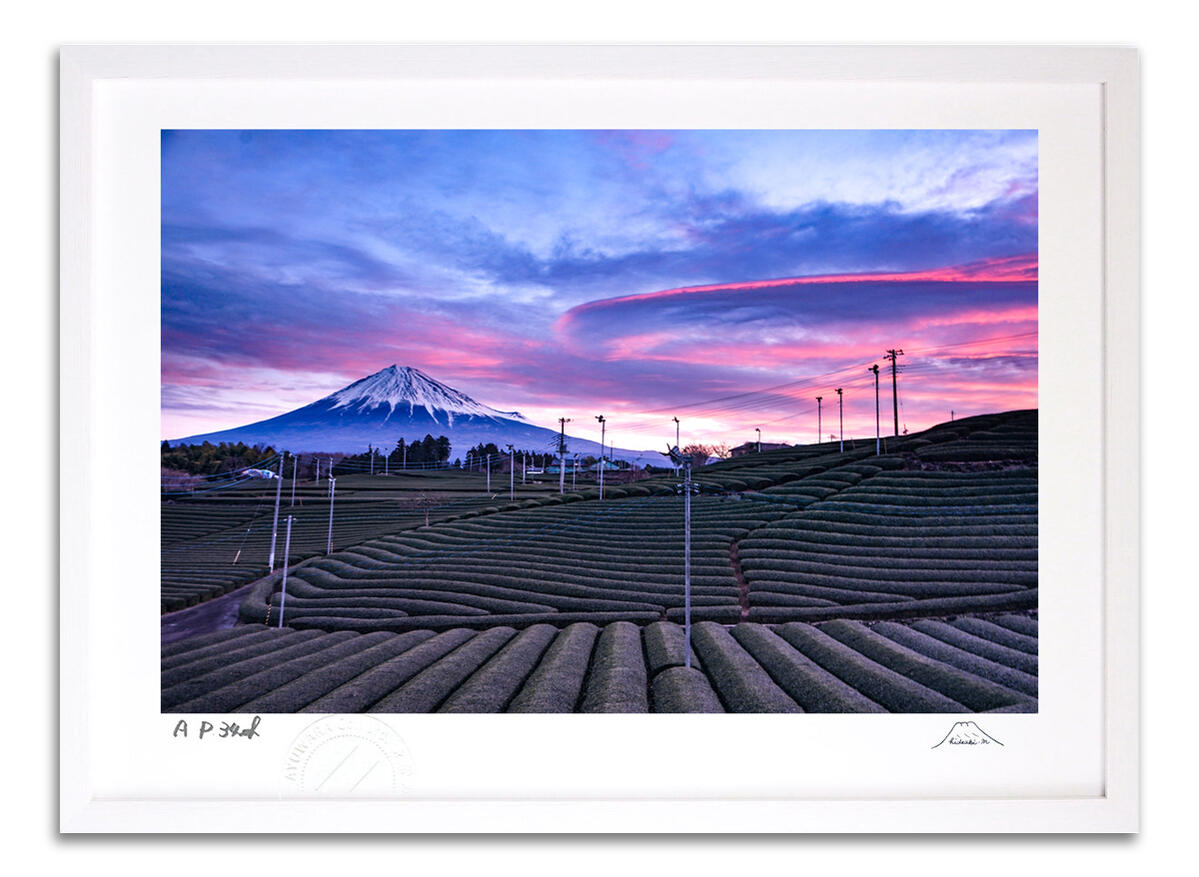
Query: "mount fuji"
170 365 662 464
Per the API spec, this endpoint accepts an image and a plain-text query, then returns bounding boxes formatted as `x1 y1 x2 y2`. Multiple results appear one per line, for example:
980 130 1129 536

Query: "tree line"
332 434 452 475
160 440 277 476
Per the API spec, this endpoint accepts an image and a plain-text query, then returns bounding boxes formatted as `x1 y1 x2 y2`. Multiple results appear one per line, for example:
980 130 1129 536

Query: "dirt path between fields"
160 581 256 646
728 539 750 621
161 558 325 646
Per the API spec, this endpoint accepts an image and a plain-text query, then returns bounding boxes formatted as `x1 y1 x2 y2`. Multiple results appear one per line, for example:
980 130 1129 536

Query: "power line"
621 331 1035 421
903 331 1037 354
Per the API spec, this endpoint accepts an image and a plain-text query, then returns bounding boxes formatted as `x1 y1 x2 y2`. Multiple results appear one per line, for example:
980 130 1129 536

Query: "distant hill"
170 364 663 463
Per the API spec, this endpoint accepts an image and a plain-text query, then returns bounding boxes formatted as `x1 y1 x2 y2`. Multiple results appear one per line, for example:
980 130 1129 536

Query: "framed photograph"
60 44 1139 832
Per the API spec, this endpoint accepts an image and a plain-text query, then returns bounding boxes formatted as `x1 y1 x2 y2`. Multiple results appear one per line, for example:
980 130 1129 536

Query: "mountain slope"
170 365 661 463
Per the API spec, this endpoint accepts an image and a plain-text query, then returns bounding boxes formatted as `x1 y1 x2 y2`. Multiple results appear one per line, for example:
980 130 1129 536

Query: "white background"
84 75 1102 804
4 0 1193 870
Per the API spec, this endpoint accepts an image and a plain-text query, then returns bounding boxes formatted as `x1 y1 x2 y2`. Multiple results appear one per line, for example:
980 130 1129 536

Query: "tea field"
161 471 563 612
161 409 1038 712
161 613 1038 713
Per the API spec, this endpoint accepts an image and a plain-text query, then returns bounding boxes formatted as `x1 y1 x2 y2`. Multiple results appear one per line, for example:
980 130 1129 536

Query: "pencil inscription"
172 716 261 740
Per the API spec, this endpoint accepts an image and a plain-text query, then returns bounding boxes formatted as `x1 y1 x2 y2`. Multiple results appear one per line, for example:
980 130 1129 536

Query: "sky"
161 129 1037 449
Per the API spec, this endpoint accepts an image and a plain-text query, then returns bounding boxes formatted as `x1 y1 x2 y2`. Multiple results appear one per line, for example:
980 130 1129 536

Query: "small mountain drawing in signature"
932 721 1004 749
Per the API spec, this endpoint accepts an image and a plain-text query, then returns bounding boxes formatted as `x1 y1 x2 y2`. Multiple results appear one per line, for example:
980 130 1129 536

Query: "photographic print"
159 128 1039 715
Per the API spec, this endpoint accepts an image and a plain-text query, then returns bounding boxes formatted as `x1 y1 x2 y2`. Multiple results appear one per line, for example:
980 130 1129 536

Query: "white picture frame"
59 44 1139 833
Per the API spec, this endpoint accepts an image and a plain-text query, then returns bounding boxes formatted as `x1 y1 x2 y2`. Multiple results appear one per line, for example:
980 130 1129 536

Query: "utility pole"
268 453 284 571
816 396 823 445
595 415 606 499
572 454 578 490
403 444 407 470
486 453 491 494
664 443 694 667
384 451 388 476
557 418 571 494
507 445 515 501
884 348 904 436
370 445 375 476
755 427 761 454
290 454 298 506
835 388 844 454
326 477 337 555
522 453 527 485
277 515 294 628
672 416 680 475
683 459 694 669
872 364 882 460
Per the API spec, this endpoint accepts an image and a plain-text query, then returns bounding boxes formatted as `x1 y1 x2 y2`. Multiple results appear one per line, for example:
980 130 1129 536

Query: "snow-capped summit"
169 365 658 463
323 365 527 426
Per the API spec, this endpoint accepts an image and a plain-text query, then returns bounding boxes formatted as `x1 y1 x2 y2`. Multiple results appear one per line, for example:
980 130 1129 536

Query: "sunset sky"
161 129 1037 449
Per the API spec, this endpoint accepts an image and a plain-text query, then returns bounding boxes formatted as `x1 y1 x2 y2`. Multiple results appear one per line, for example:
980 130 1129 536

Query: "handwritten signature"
172 716 261 740
932 720 1003 749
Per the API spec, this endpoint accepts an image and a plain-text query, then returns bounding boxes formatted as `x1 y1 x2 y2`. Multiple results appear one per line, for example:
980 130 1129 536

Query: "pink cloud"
556 253 1038 333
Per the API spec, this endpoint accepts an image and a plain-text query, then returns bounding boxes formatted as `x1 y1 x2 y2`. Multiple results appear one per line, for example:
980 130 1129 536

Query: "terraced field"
741 467 1038 622
161 471 563 612
161 613 1038 713
237 495 791 631
161 409 1038 712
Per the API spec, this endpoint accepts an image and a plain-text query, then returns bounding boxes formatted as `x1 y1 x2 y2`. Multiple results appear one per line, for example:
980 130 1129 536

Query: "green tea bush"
773 623 967 713
730 623 885 712
650 667 725 713
744 570 1028 598
749 583 911 605
818 620 1033 711
748 591 838 608
909 620 1038 676
814 501 1036 518
950 616 1039 655
174 632 386 713
161 628 315 684
580 622 650 713
986 613 1038 637
288 610 662 634
162 630 343 710
438 624 559 713
275 595 486 616
666 606 742 624
741 559 1036 587
161 626 275 667
302 629 478 712
507 622 600 713
690 622 801 713
238 630 437 712
371 627 518 712
642 621 704 675
740 550 1036 573
748 588 1038 624
916 445 1037 462
870 621 1037 698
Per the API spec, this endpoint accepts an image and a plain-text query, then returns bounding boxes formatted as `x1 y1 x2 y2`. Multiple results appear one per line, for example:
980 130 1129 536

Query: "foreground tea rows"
161 612 1038 714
